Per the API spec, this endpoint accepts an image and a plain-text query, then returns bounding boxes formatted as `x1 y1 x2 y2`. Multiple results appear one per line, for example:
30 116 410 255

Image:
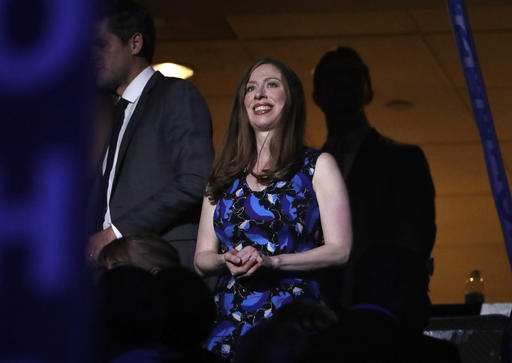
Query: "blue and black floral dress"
204 148 326 360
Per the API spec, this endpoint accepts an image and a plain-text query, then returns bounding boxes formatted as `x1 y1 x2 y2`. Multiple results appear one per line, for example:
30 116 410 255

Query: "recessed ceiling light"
153 62 194 79
385 99 414 110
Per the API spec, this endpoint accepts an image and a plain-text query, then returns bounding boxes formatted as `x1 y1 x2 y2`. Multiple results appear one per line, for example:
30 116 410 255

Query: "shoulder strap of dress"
301 148 322 180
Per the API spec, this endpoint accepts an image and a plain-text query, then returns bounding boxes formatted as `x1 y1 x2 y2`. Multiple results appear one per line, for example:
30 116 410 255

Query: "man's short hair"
101 0 155 63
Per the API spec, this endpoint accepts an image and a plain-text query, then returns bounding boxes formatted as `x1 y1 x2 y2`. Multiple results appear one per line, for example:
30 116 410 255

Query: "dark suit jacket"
324 128 436 307
91 71 213 247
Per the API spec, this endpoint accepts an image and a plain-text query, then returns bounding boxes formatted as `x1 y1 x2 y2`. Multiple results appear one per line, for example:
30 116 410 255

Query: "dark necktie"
100 97 129 216
104 97 129 182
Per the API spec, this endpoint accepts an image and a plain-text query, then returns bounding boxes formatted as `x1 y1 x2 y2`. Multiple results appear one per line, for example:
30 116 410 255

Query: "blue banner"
0 0 97 361
446 0 512 271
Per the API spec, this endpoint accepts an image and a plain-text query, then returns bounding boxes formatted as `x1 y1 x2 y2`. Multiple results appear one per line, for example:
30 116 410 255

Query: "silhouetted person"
300 245 460 363
153 268 218 359
97 265 225 363
313 46 436 308
97 266 163 361
352 244 459 363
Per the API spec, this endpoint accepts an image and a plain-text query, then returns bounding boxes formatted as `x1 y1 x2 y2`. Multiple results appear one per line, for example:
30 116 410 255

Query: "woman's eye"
267 81 279 88
246 85 255 93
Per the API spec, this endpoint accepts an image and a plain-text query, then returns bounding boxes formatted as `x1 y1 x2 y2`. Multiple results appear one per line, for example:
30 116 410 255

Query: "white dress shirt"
102 66 155 237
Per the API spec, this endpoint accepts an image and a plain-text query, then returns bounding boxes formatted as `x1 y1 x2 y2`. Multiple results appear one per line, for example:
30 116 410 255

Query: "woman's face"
244 63 287 132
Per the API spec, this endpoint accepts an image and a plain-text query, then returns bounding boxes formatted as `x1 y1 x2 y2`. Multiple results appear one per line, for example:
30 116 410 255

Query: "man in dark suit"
313 46 436 308
88 0 214 270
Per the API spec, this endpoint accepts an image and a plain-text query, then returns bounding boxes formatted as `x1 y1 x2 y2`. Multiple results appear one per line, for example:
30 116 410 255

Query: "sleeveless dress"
204 148 326 360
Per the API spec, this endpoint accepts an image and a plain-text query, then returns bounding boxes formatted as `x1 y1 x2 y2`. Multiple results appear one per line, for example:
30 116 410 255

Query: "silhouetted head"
235 320 309 363
271 301 338 333
98 234 180 274
313 46 373 115
97 266 162 358
154 267 216 351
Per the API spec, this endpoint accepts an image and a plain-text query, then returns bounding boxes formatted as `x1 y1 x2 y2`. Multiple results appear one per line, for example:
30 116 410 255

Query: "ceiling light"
153 62 194 79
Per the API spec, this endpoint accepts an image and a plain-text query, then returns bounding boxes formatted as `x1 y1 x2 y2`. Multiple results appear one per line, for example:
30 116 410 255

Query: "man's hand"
87 227 116 262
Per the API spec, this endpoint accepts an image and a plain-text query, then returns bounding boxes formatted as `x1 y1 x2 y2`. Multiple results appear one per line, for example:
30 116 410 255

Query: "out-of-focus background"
141 0 512 304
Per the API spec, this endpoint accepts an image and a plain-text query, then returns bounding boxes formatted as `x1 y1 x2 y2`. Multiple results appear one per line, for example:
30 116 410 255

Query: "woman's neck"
252 131 272 174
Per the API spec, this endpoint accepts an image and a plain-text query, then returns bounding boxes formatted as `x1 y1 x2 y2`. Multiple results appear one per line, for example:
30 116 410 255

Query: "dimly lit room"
1 0 511 361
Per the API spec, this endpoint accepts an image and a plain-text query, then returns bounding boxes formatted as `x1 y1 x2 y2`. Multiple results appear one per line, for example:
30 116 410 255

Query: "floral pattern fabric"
205 148 325 360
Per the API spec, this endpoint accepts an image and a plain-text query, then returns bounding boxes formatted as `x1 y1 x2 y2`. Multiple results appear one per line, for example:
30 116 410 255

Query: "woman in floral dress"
194 58 352 361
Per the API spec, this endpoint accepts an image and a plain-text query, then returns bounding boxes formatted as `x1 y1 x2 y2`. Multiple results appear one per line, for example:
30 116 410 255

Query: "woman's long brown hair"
206 58 306 204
